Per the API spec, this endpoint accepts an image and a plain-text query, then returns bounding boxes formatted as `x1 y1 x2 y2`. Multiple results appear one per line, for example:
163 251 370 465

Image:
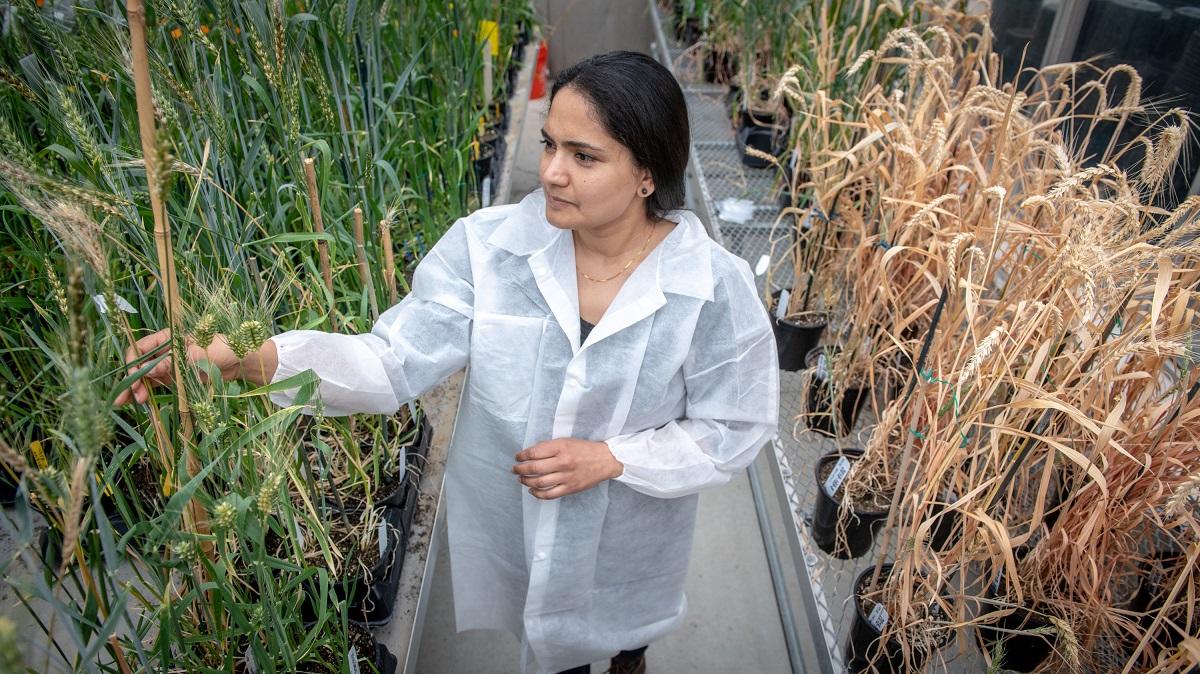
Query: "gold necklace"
578 225 656 283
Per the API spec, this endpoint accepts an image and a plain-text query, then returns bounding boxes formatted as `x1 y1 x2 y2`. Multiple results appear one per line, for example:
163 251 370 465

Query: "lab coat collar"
489 190 714 300
489 189 715 352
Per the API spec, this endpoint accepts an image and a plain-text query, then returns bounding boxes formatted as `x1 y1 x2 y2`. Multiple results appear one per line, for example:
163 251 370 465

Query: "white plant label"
754 254 770 276
294 521 306 550
92 294 138 314
244 645 258 674
824 456 851 495
482 176 493 207
816 352 830 380
347 646 361 674
992 568 1004 594
378 519 388 558
867 602 890 632
775 289 790 320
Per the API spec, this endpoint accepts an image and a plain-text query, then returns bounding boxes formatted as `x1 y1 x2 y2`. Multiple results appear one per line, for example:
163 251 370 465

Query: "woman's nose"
541 152 568 187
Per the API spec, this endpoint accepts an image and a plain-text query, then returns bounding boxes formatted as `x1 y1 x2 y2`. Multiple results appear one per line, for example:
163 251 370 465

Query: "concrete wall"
533 0 657 76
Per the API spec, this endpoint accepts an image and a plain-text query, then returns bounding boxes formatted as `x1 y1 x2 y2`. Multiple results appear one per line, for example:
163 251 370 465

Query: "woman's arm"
117 219 475 414
266 219 475 415
115 331 277 406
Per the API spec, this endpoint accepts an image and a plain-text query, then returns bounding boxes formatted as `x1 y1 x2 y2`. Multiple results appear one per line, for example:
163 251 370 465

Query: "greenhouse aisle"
411 88 795 674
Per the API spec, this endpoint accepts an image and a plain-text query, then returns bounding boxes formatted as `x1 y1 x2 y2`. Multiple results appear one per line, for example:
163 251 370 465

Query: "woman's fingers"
115 329 173 406
518 472 570 493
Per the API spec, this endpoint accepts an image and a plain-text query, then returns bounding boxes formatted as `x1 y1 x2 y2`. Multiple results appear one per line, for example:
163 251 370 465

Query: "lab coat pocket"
468 312 548 422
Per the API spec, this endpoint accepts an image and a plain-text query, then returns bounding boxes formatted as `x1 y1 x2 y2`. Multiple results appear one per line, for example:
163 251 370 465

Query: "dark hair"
551 51 690 218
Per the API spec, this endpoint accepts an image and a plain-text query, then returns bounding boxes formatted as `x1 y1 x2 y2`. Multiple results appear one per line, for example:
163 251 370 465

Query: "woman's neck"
573 212 657 263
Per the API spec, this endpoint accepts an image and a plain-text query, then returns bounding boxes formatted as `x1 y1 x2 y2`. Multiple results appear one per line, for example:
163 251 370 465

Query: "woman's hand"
513 438 624 500
113 329 277 406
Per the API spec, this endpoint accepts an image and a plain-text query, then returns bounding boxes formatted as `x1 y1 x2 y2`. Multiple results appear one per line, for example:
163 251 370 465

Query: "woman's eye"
540 139 554 150
575 153 594 163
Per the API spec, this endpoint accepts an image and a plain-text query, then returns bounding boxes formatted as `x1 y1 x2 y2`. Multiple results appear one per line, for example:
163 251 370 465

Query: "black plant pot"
975 557 1054 673
506 61 520 96
804 349 868 438
473 142 496 186
346 505 407 625
299 621 398 674
703 49 738 83
378 413 430 508
976 603 1054 672
389 413 432 538
673 16 701 45
846 564 948 673
737 124 785 168
349 621 398 674
302 506 407 626
0 470 18 506
927 496 962 552
811 448 888 559
772 305 827 371
369 638 399 674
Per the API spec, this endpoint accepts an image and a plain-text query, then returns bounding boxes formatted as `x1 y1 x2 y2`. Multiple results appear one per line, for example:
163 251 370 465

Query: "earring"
641 188 649 196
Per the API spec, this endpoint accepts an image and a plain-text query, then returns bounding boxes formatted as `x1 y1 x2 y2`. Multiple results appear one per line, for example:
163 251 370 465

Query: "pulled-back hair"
551 51 690 218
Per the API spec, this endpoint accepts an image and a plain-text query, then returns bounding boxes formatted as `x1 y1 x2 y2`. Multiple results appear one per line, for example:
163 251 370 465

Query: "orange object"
530 40 549 99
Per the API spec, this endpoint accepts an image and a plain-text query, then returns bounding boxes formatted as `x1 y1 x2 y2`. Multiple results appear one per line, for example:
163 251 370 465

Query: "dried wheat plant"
780 6 1200 672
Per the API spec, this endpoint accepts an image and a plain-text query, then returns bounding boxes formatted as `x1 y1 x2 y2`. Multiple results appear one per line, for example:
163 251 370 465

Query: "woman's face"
539 86 653 232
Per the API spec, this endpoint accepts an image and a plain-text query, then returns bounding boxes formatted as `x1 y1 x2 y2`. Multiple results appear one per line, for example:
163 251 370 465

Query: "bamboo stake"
380 219 398 306
128 1 192 441
126 0 215 639
303 157 338 332
352 206 379 320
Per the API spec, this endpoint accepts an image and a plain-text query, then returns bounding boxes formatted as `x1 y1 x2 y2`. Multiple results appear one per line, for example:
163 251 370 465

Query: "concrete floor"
413 79 795 674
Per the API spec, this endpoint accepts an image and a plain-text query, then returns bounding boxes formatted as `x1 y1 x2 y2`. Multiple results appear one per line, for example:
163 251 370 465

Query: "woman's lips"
547 194 574 208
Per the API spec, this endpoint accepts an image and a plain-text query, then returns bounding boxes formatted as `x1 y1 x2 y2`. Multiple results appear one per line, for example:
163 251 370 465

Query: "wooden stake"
380 219 398 306
126 0 214 624
302 157 338 332
352 206 378 320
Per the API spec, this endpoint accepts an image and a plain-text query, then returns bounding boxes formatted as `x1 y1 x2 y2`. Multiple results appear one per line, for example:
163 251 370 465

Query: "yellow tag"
30 440 48 470
97 471 113 497
478 20 499 56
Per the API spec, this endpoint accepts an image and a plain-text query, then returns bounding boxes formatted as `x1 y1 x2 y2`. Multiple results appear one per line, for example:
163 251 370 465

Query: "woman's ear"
638 170 655 198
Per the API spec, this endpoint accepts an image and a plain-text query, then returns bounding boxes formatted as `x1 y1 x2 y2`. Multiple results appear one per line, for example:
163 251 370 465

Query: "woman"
118 51 779 674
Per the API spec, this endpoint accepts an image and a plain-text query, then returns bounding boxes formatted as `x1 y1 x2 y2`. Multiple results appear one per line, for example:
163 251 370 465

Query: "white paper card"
244 645 258 674
867 602 889 631
824 456 851 495
755 254 770 277
347 646 361 674
92 294 138 314
775 288 790 320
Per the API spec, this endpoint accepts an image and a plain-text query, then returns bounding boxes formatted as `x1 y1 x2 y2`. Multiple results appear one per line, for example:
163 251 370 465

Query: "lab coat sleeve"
605 257 780 498
267 219 474 416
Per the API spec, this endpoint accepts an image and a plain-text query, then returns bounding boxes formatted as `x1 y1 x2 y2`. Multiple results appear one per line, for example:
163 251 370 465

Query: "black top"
580 317 596 343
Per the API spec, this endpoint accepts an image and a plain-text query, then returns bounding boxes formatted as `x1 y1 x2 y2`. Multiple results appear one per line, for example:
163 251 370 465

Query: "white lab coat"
269 189 779 672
